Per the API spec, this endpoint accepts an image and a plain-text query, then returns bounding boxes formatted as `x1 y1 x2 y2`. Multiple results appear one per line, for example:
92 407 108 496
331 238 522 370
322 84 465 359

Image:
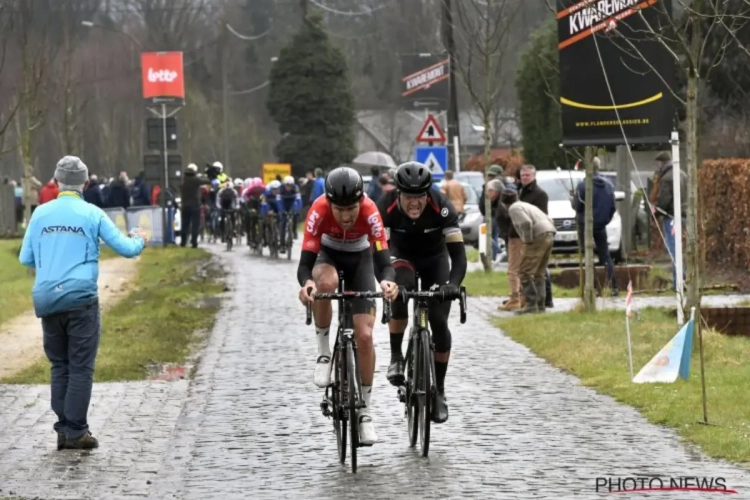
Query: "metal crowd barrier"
101 206 176 247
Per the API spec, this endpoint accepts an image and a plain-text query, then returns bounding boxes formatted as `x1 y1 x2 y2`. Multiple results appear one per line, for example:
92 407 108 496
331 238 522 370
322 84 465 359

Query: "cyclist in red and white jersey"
297 166 398 446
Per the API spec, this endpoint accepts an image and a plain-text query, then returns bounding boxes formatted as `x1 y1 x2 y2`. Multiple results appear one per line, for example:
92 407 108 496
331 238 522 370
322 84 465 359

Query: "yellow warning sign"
263 163 291 185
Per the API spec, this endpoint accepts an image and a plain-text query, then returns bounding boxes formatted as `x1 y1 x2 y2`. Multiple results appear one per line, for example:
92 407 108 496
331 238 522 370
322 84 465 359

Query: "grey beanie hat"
55 155 89 186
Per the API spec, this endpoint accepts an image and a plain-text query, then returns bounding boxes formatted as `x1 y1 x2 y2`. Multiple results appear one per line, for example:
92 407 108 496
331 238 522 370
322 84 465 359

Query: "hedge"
699 158 750 268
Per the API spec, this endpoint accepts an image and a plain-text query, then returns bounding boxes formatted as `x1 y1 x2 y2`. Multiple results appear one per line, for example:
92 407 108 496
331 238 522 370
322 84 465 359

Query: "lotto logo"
367 212 383 238
147 68 179 82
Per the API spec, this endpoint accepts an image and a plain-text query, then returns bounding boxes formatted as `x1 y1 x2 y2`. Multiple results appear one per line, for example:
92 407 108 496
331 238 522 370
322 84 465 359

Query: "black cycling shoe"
431 391 449 424
386 358 405 386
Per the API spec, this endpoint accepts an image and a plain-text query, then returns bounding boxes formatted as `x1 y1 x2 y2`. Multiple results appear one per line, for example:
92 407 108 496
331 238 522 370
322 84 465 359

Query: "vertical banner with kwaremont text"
557 0 676 146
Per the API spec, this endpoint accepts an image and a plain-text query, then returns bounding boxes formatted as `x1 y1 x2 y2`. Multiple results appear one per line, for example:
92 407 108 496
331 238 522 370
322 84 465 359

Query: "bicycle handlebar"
397 286 468 324
304 288 392 325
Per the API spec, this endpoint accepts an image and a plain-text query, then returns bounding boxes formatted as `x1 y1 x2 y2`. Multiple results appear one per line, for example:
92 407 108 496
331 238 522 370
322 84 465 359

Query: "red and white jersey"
302 195 389 253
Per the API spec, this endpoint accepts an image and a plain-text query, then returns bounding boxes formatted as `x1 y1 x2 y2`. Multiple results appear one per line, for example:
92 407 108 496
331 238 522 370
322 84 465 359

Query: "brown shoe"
64 431 99 450
498 300 521 311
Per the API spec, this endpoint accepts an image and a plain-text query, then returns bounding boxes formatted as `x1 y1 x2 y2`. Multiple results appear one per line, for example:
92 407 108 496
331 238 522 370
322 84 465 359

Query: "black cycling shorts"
390 246 453 352
314 246 377 316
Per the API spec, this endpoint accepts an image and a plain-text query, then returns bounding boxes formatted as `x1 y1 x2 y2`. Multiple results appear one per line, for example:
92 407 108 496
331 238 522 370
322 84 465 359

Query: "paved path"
1 242 749 499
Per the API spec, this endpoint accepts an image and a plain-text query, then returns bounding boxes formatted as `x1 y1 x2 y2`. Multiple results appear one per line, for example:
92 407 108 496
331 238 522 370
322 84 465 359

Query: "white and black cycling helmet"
212 161 223 172
234 177 243 187
283 175 295 185
394 161 432 195
269 180 282 190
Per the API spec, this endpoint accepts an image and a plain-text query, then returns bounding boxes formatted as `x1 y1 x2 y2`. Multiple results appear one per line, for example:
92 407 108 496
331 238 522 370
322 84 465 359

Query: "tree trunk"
481 9 494 272
583 146 596 311
685 71 701 312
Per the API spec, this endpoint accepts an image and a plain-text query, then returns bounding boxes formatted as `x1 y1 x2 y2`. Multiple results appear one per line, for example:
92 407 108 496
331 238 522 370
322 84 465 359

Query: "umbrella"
352 151 397 168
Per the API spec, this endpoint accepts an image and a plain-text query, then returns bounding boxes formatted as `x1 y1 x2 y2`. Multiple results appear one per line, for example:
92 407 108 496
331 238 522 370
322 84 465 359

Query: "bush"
699 158 750 267
463 152 525 174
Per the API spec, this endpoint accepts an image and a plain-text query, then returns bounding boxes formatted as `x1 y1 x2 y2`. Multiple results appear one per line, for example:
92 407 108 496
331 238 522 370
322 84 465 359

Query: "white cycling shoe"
313 355 331 388
358 414 378 445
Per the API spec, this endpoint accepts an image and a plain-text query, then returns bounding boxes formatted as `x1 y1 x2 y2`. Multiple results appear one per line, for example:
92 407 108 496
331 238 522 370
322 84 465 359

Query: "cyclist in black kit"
375 161 467 424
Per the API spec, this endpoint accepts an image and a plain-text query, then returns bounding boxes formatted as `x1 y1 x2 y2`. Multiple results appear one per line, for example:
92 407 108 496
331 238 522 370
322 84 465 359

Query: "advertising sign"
400 54 450 110
557 0 675 146
263 163 292 184
141 52 185 102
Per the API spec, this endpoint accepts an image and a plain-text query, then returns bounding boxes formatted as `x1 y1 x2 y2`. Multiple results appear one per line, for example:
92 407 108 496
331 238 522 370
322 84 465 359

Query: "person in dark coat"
130 172 152 207
106 174 130 210
180 164 211 248
83 175 105 208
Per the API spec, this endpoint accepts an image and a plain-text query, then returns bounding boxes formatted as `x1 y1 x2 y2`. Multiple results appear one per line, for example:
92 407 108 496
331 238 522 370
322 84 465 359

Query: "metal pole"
222 35 229 172
162 102 169 246
671 130 684 325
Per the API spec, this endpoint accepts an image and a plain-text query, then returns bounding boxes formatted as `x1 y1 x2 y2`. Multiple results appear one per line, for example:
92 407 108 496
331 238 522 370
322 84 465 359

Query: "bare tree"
603 0 750 313
452 0 522 271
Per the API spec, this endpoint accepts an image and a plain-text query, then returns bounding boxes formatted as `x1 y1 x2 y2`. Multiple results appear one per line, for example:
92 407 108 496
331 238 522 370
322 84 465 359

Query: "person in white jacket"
501 189 557 314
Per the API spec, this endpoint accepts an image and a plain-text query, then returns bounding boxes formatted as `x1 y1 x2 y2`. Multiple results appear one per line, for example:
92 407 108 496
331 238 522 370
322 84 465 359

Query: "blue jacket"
311 177 325 200
19 191 145 318
277 185 302 214
573 174 616 230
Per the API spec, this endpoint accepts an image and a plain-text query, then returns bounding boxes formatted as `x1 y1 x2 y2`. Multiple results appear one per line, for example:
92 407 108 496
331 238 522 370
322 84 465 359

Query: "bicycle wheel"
225 216 233 251
286 216 294 260
334 345 347 465
419 328 432 457
346 341 359 473
406 329 419 448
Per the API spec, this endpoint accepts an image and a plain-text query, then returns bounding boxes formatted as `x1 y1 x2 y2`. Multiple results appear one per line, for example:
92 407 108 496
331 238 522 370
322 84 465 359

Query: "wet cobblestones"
1 243 749 499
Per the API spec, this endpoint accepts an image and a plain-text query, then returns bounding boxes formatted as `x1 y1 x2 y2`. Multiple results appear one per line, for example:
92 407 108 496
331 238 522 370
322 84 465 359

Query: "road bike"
282 211 295 260
395 277 467 458
304 272 391 474
222 209 237 251
264 212 280 259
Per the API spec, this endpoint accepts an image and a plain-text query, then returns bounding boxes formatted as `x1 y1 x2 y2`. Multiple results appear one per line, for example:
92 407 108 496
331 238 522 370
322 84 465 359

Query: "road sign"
416 114 446 143
262 163 291 184
415 146 448 180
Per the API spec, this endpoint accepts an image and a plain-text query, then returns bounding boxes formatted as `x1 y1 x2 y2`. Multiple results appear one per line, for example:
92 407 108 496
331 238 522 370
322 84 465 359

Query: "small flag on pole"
625 280 634 318
625 280 634 379
574 160 581 171
633 307 696 383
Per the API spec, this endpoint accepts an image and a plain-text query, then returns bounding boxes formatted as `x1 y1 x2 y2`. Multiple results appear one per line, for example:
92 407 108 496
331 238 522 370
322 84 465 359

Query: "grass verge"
463 269 581 299
2 247 225 384
0 240 118 326
495 308 750 465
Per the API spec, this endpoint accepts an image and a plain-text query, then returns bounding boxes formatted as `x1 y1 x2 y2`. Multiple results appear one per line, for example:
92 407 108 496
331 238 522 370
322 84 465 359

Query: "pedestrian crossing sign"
415 146 448 181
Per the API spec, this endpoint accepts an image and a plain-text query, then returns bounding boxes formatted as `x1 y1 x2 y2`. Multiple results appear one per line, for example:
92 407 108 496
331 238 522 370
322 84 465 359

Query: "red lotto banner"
141 52 185 100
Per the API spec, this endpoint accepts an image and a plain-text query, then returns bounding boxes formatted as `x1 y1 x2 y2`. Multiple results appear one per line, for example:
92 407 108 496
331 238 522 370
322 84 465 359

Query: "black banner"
400 54 450 110
557 0 675 146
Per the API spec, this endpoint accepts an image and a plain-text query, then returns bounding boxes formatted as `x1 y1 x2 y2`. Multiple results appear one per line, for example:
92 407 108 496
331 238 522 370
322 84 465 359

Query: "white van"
533 170 625 262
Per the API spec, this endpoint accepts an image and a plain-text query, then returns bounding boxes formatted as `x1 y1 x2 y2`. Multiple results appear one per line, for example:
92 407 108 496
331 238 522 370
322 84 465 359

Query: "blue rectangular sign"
415 146 448 180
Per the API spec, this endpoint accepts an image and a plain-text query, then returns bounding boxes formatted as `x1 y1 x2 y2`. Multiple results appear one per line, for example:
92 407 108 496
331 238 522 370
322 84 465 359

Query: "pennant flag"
625 280 634 318
633 311 695 383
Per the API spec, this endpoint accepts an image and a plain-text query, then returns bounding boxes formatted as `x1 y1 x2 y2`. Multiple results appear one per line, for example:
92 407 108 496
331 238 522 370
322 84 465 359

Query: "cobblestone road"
1 242 749 499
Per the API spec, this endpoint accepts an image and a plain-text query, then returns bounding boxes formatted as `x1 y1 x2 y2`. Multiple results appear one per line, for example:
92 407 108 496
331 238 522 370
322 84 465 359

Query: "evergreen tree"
516 21 567 169
266 12 356 175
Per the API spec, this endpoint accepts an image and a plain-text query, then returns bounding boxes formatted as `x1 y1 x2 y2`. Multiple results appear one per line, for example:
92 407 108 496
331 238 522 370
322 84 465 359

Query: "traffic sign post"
415 146 448 181
416 114 447 144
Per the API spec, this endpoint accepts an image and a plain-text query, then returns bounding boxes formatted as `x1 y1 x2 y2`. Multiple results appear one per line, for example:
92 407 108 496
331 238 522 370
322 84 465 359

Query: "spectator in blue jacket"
310 168 325 201
571 157 618 296
19 156 147 450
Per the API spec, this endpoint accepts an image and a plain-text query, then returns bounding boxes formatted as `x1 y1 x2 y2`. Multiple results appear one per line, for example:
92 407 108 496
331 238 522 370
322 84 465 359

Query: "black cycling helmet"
325 166 364 206
394 161 432 195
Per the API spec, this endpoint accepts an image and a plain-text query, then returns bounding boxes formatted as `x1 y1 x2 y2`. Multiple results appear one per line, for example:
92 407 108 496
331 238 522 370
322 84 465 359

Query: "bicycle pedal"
397 386 406 403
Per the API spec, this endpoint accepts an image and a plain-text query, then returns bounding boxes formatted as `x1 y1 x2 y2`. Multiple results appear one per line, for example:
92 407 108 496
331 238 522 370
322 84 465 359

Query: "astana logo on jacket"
42 226 85 235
